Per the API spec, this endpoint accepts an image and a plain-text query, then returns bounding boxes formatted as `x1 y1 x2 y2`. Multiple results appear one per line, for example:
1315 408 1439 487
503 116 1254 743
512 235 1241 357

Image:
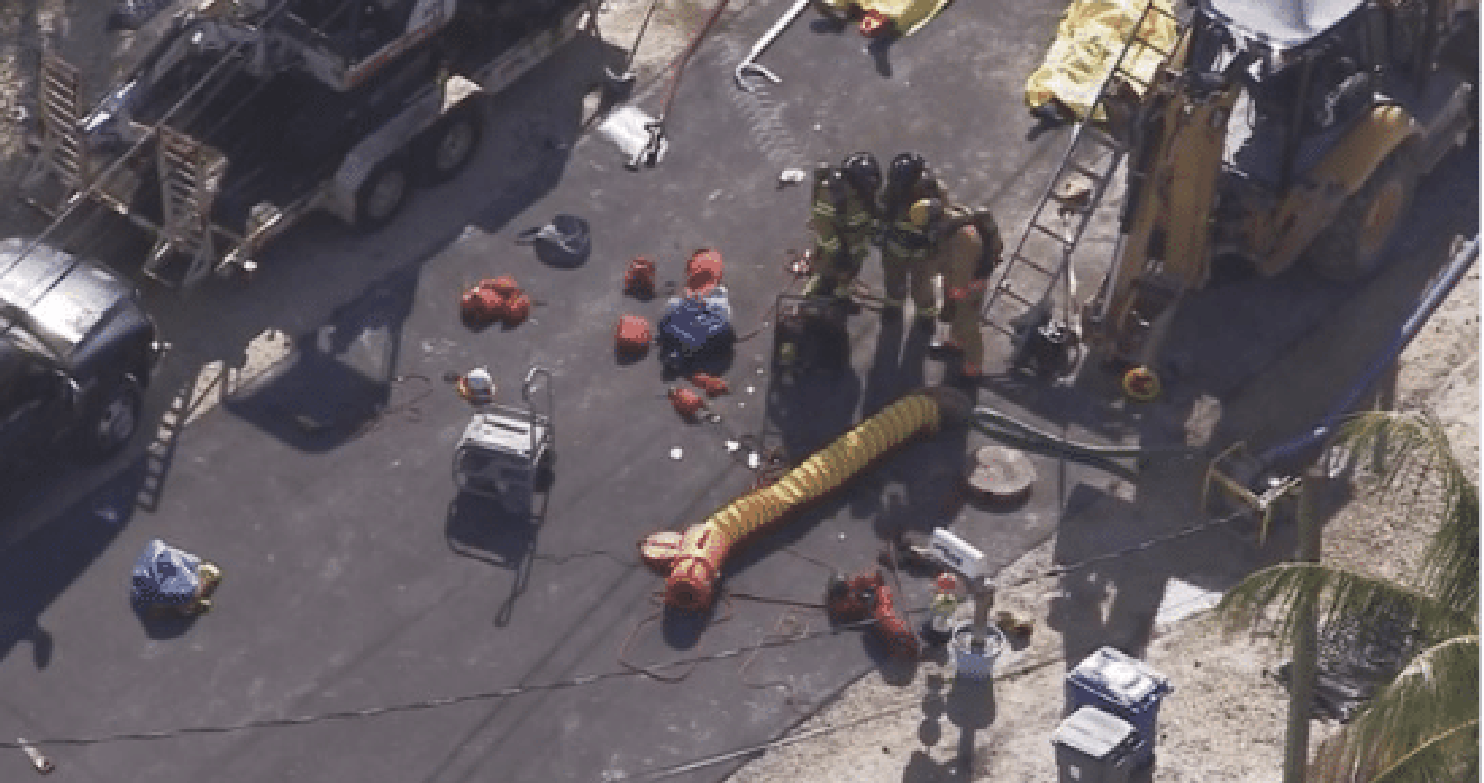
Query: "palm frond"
1320 718 1479 783
1336 411 1480 619
1215 564 1474 651
1309 636 1480 783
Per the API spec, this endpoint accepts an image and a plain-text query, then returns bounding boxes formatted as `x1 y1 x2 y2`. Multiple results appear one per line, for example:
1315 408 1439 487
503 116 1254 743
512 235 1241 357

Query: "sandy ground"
724 270 1479 783
0 2 1475 781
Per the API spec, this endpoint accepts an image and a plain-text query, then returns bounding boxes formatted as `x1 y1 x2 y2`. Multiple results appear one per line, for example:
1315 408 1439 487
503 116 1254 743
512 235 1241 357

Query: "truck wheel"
417 107 483 185
356 156 413 232
81 376 142 461
1305 147 1419 282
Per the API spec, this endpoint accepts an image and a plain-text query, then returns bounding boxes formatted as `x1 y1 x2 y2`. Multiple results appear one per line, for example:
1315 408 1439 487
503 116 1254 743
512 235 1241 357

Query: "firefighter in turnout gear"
914 198 1004 379
878 152 948 323
805 153 880 301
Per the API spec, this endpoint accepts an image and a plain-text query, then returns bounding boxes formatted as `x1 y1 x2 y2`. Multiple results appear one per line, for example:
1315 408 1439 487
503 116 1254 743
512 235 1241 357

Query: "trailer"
22 0 596 288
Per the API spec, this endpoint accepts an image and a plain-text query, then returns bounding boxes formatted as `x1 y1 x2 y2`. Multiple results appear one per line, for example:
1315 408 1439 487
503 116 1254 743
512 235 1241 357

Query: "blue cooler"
1052 706 1144 783
1066 647 1171 766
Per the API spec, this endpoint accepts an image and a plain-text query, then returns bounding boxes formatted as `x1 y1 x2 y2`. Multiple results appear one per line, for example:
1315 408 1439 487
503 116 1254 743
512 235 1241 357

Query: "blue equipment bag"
657 290 734 369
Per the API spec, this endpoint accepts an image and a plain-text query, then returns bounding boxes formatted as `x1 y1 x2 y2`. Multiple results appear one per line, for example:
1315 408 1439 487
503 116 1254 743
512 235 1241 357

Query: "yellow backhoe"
1080 0 1477 380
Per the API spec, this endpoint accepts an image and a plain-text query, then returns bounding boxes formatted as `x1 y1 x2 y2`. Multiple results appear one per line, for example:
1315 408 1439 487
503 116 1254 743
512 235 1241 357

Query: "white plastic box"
1052 706 1142 783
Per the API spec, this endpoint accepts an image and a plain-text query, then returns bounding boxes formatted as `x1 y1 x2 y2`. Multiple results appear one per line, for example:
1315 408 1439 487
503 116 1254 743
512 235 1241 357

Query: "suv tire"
81 376 143 461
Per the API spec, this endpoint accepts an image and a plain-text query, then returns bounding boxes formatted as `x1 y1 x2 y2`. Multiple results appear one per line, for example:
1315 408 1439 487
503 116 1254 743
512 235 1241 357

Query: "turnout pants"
881 249 939 315
949 282 986 374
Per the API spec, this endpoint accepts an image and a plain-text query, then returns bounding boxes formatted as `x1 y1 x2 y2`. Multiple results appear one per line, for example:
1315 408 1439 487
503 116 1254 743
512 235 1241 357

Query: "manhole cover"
966 445 1035 500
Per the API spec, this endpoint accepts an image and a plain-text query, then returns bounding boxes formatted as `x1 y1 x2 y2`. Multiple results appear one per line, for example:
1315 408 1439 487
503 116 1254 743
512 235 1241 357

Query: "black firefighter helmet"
839 151 882 196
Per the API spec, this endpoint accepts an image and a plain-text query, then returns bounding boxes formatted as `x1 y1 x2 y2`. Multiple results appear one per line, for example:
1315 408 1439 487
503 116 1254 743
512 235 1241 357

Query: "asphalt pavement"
0 1 1475 782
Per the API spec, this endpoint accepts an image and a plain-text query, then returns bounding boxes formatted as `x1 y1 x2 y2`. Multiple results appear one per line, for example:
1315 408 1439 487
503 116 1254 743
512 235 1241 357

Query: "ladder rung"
1009 253 1058 278
1123 34 1172 59
1111 67 1150 90
42 106 78 125
41 78 75 93
996 283 1033 305
1147 3 1177 20
984 320 1016 337
1068 161 1109 182
42 77 77 94
1031 222 1072 245
42 94 75 112
1081 125 1125 152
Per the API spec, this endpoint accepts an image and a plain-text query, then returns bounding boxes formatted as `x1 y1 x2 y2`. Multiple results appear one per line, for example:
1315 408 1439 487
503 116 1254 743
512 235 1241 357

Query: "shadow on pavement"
445 491 545 626
0 27 617 540
224 267 420 451
903 674 996 781
0 458 148 663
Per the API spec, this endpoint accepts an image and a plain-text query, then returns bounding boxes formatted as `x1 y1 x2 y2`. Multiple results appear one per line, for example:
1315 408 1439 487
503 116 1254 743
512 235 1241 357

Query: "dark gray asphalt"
0 0 1474 781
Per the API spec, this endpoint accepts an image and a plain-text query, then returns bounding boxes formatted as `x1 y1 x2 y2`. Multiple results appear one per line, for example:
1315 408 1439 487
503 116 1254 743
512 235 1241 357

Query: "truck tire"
356 156 413 232
80 376 142 461
416 106 483 185
1304 147 1419 282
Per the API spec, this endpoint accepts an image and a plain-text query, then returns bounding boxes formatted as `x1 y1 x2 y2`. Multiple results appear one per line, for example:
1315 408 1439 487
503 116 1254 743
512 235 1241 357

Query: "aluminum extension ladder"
980 0 1179 364
144 126 228 288
20 53 93 213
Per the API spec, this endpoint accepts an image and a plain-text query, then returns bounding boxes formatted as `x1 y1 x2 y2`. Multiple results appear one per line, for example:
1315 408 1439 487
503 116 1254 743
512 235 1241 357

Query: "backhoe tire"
416 106 484 185
1304 147 1419 282
355 156 413 232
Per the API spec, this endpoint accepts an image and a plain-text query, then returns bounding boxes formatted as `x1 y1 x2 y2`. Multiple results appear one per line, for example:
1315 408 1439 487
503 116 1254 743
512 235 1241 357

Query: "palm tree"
1216 409 1479 782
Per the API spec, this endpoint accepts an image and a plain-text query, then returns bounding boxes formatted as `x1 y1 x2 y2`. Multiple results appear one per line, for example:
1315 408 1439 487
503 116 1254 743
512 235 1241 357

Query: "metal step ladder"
144 126 227 288
20 53 92 213
980 0 1178 363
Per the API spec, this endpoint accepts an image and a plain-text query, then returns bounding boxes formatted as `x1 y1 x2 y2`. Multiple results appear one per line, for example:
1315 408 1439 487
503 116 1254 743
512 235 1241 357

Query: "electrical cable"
656 0 730 122
997 505 1253 590
618 591 735 683
614 647 1072 781
0 507 1256 752
737 610 811 709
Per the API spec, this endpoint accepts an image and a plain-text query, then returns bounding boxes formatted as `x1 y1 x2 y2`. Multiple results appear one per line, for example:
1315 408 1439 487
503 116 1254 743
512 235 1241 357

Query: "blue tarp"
130 539 202 607
657 287 735 369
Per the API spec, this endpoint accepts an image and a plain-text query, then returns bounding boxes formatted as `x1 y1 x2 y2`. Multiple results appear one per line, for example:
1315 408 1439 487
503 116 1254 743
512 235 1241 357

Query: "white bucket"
949 621 1006 681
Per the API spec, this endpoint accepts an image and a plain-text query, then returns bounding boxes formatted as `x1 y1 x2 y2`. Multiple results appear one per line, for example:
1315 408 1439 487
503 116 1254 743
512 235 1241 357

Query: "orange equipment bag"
623 257 657 298
504 293 532 326
616 315 652 354
668 386 706 419
689 372 729 397
462 276 524 326
683 249 724 299
461 288 508 324
484 275 519 296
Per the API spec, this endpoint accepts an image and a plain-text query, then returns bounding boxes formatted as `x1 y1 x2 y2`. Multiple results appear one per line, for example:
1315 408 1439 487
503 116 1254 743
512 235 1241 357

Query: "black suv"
0 239 162 465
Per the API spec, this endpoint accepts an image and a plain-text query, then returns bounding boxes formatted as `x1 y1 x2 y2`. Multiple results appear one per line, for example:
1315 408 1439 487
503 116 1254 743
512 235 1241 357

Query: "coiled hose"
642 388 970 610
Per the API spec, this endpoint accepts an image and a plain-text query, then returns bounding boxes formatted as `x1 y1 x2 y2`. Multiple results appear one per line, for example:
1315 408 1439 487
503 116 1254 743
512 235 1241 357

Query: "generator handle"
523 366 554 442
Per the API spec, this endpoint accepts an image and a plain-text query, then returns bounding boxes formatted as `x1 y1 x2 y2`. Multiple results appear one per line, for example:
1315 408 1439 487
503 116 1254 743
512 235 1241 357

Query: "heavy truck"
22 0 595 289
1073 0 1477 386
